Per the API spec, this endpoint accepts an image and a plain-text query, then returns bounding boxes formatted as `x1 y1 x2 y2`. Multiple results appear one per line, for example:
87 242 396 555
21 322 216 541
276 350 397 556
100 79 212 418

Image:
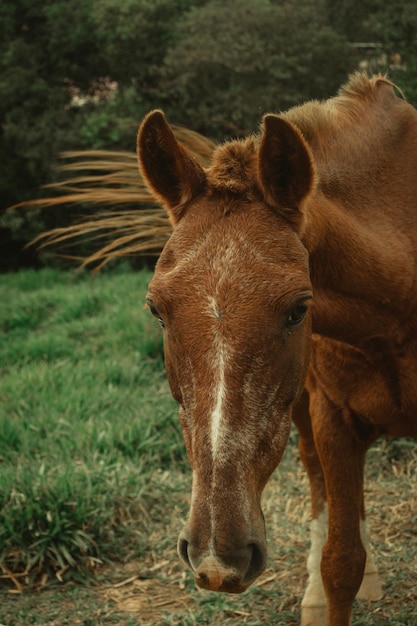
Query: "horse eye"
286 302 308 327
148 303 164 327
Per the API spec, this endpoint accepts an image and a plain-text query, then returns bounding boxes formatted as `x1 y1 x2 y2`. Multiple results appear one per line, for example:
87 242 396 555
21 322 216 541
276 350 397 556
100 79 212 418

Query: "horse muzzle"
177 532 267 593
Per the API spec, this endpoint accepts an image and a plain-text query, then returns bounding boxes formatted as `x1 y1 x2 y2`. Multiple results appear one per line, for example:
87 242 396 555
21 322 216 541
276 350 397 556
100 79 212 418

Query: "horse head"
137 110 316 593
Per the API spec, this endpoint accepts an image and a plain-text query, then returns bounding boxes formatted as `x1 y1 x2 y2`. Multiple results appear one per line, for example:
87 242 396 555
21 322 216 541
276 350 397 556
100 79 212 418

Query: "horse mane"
204 73 398 198
283 73 397 146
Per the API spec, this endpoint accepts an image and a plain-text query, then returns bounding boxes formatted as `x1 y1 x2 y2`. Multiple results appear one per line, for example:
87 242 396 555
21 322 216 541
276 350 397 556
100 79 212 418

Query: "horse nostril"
244 542 266 584
178 537 192 569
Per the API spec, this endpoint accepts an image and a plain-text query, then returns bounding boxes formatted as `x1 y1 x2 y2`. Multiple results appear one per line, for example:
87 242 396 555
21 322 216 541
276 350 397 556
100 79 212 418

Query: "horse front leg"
293 392 328 626
294 391 382 626
311 395 369 626
356 513 383 602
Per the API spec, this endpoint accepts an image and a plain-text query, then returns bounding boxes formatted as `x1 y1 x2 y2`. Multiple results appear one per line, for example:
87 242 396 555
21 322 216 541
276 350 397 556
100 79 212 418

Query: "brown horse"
137 73 417 626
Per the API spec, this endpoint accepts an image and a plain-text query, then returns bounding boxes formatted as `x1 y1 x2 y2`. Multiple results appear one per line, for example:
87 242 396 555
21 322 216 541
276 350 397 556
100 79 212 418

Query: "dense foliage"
1 0 416 269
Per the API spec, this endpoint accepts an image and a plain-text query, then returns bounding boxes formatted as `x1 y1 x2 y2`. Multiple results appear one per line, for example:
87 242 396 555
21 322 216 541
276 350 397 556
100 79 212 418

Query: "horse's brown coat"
137 74 417 626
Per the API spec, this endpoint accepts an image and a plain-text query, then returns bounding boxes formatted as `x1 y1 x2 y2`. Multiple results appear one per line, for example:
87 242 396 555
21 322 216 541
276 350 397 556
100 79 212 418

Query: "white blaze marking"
210 339 227 458
207 294 229 459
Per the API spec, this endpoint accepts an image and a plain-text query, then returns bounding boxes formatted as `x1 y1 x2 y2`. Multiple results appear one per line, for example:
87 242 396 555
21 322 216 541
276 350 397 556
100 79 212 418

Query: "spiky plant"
15 125 216 270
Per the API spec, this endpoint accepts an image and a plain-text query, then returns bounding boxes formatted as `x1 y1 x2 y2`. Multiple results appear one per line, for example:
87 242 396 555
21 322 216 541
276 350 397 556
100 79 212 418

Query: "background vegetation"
1 0 417 270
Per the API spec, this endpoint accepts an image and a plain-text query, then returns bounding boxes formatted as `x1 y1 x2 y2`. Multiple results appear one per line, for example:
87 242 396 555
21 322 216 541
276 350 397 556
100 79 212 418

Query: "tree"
367 1 417 104
2 0 416 269
75 0 207 150
0 0 191 268
0 0 109 267
325 0 417 105
159 0 359 138
0 1 105 206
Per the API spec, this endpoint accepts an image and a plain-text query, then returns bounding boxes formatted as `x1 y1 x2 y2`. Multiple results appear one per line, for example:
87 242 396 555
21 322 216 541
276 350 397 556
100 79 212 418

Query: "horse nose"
195 555 242 592
178 537 266 593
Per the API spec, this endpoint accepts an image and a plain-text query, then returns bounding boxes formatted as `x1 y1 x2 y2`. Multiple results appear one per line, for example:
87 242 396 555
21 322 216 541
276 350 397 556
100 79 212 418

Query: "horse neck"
285 75 417 345
302 190 415 345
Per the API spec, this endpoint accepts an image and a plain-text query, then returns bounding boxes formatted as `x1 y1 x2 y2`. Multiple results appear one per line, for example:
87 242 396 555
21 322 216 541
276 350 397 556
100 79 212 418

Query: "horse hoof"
300 605 327 626
357 571 383 601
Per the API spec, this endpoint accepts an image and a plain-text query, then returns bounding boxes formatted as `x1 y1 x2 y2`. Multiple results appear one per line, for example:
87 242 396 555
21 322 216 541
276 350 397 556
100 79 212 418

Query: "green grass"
0 267 185 585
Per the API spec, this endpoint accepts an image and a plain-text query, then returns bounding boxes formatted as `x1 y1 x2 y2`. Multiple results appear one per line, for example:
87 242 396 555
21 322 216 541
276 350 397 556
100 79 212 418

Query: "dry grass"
96 436 417 625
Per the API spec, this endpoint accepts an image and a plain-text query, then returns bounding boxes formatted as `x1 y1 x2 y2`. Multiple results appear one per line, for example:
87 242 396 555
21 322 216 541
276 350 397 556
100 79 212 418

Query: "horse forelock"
206 137 260 197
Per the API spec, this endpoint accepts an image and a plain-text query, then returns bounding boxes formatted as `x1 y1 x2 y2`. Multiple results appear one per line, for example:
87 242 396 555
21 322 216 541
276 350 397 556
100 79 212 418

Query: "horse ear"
137 110 206 224
258 115 316 227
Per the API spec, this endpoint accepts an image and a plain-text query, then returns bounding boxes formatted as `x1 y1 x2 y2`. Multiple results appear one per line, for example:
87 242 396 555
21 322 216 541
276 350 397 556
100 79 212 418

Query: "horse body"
137 74 417 626
296 79 417 438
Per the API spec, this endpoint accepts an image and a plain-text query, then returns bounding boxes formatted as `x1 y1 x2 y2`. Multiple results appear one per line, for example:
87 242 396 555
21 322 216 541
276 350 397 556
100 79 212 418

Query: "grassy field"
0 268 416 625
0 268 183 583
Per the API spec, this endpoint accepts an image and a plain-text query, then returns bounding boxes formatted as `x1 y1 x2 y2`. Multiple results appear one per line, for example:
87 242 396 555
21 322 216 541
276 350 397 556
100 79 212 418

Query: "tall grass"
0 267 185 586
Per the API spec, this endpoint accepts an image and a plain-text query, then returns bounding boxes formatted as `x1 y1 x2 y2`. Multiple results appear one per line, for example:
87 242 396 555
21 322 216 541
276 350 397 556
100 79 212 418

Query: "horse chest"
308 335 417 437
